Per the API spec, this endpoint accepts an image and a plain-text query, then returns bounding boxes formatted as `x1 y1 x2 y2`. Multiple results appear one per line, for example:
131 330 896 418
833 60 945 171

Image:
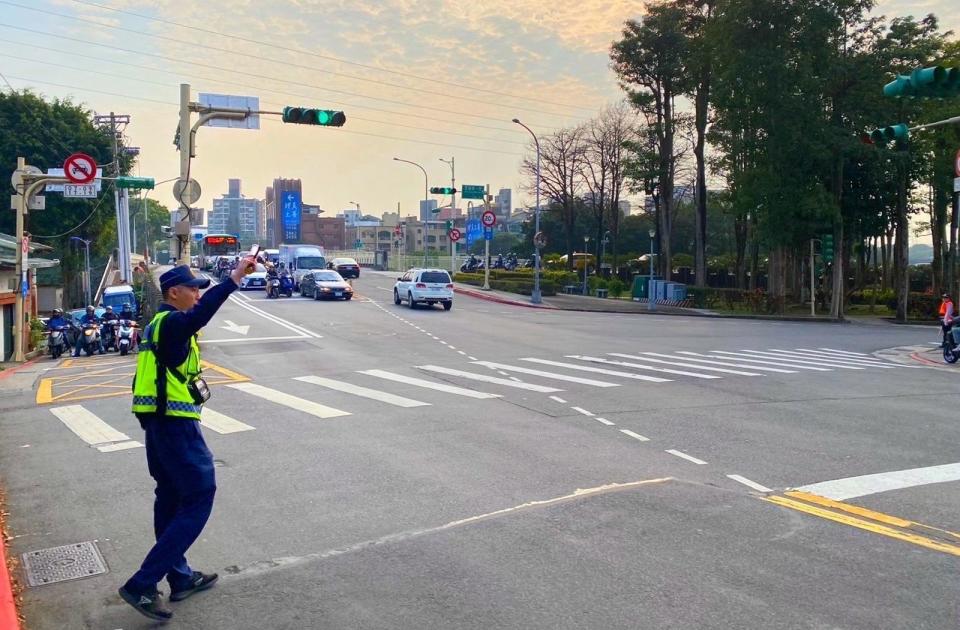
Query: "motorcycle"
47 326 68 360
81 324 101 357
267 277 281 299
504 253 518 271
116 319 139 356
460 255 480 273
279 274 295 298
101 320 117 352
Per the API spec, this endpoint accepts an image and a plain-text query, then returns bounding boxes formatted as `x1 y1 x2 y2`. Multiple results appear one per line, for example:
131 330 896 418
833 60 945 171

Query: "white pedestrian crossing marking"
521 358 671 383
734 350 864 370
766 349 897 368
358 369 501 399
817 347 870 357
50 405 142 452
672 352 797 373
790 349 901 367
568 355 721 380
201 408 256 434
613 353 762 376
294 375 430 407
227 382 351 419
706 351 832 371
416 365 563 393
472 361 620 387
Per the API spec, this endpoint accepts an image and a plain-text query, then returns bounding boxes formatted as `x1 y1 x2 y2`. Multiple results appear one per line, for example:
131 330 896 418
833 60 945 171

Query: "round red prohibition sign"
481 210 497 228
449 228 462 242
64 153 97 184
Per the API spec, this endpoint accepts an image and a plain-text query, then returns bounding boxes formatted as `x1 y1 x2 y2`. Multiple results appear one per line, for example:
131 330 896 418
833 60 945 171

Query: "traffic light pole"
440 157 456 274
483 186 491 291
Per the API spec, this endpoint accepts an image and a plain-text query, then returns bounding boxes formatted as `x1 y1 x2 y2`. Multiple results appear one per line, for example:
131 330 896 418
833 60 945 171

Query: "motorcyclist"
73 305 104 356
118 301 140 347
46 308 70 331
265 262 279 295
101 305 120 351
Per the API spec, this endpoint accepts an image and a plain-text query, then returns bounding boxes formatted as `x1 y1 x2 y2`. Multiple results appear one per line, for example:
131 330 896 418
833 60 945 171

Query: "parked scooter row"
460 253 522 272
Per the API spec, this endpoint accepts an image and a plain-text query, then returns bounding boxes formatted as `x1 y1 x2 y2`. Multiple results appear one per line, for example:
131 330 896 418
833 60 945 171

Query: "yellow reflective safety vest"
131 310 204 419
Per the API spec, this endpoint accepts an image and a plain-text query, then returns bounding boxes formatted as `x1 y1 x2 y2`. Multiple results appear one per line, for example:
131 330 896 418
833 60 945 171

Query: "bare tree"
582 117 612 274
521 126 586 269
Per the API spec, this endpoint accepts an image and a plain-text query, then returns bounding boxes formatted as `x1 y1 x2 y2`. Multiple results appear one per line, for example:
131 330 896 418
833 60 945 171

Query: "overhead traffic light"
115 176 155 190
868 123 909 146
882 65 960 98
822 234 834 263
430 187 457 195
282 106 346 127
445 220 453 231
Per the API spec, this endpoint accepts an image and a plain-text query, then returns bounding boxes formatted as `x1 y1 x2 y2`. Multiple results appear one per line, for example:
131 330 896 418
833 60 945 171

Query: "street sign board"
11 195 45 211
466 218 482 246
481 210 496 228
484 226 493 241
10 165 42 192
63 153 97 184
45 168 103 192
63 184 98 198
533 231 547 249
449 228 462 242
461 185 484 200
198 93 261 129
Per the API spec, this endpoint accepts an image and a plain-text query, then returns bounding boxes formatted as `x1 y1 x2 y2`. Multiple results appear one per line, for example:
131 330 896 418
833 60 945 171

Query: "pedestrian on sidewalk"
119 258 254 622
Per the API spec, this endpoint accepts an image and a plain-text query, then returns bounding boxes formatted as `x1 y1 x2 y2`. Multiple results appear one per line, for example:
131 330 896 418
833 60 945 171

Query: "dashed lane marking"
727 475 771 493
665 449 708 465
620 429 649 441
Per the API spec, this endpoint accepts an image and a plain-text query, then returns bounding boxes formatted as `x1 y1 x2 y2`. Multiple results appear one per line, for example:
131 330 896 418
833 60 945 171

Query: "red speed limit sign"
448 228 462 242
481 210 496 228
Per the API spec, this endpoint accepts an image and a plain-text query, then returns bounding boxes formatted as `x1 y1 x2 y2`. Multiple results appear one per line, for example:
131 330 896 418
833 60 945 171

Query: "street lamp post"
648 229 656 312
440 157 456 274
512 118 542 305
392 157 429 266
582 236 590 296
71 236 93 307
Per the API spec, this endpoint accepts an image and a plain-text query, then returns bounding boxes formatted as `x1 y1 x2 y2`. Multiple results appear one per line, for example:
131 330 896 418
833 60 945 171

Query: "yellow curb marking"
764 494 960 557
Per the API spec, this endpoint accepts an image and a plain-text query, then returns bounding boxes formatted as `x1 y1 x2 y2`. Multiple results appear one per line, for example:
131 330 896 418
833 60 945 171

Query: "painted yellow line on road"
36 379 52 404
784 491 912 528
200 360 249 383
764 495 960 557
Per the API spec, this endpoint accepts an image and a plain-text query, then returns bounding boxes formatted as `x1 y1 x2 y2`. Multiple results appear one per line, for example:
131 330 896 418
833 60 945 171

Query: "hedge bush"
886 292 940 319
686 287 778 313
454 273 557 296
849 288 895 305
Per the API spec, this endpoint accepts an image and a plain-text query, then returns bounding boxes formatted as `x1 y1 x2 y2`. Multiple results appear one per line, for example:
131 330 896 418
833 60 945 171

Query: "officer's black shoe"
118 586 173 622
169 571 219 602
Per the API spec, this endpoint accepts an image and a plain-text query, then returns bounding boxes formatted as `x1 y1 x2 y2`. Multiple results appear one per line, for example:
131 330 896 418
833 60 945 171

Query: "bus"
198 234 241 270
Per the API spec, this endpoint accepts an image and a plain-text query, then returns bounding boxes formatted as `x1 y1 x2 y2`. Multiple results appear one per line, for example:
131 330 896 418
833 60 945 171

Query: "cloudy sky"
1 0 958 220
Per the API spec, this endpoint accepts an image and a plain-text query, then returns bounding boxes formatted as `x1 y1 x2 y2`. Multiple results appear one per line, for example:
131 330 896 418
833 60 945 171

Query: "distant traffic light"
822 234 834 263
882 65 960 98
868 123 909 146
430 187 457 195
282 107 346 127
445 220 453 231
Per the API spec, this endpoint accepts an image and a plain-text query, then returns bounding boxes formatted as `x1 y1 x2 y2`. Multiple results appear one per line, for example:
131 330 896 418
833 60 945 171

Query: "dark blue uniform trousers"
124 417 216 595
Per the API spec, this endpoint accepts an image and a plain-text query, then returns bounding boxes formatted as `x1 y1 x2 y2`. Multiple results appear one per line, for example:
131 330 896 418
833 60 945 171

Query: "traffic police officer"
119 259 252 622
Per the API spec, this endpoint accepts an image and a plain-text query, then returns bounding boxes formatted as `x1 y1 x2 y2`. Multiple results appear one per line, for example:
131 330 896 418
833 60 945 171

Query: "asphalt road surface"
1 270 957 629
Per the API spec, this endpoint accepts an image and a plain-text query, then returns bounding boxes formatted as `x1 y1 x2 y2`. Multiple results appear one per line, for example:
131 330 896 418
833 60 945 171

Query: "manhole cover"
22 541 108 586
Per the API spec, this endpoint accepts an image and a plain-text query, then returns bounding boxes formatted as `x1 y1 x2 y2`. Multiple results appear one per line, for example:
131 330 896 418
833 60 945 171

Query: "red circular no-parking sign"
64 153 97 184
449 228 462 242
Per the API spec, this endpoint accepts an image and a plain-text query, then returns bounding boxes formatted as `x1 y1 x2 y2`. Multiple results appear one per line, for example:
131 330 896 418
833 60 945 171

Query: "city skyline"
1 0 957 221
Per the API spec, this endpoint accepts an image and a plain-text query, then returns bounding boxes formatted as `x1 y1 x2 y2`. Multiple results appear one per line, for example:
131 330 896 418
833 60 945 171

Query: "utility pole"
94 112 132 283
440 157 456 273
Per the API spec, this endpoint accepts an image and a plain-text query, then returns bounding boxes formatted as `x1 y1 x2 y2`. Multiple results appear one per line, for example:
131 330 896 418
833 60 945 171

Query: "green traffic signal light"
868 123 909 145
430 187 457 194
882 65 960 98
282 106 346 127
445 220 453 230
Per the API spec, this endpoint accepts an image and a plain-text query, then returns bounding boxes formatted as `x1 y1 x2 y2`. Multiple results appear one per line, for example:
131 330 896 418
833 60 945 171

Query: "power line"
0 0 590 122
30 185 113 239
63 0 597 114
0 22 561 131
1 74 524 156
0 49 528 147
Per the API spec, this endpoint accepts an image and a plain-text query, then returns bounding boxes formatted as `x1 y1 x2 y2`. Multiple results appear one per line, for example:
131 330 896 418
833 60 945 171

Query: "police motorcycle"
492 254 505 270
80 322 102 356
504 253 519 271
116 319 139 356
460 255 481 273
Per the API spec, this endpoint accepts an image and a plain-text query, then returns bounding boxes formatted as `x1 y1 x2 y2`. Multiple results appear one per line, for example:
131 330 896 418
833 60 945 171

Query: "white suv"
394 269 454 310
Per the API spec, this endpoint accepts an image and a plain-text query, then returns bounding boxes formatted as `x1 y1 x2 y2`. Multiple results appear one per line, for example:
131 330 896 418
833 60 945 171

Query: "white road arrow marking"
220 320 250 335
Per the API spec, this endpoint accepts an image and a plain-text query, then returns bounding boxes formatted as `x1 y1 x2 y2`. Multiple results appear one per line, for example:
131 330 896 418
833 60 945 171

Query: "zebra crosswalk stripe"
227 382 351 418
791 349 901 366
607 353 761 376
201 408 256 434
519 358 671 383
50 405 142 452
766 349 898 368
705 351 833 371
294 375 431 407
472 361 620 387
672 352 797 373
567 355 722 380
734 350 864 370
358 369 501 399
416 365 563 392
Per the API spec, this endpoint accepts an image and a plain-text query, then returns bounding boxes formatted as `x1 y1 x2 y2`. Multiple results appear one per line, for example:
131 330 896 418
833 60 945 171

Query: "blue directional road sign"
484 226 494 241
466 218 482 246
